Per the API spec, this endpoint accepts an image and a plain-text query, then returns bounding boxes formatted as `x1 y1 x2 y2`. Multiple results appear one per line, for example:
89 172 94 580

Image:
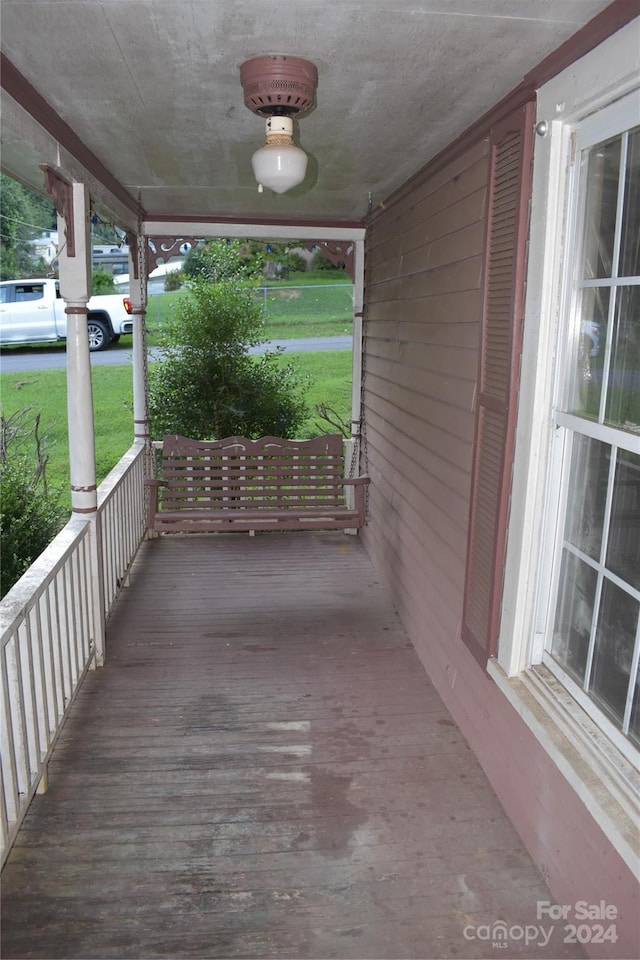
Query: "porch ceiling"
0 0 614 230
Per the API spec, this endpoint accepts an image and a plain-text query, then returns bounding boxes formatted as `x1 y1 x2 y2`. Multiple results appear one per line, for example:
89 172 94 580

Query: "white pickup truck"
0 278 134 352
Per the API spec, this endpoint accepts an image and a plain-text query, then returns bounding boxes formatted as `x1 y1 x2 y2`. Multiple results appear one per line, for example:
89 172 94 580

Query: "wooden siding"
0 533 587 960
363 138 489 621
361 128 639 959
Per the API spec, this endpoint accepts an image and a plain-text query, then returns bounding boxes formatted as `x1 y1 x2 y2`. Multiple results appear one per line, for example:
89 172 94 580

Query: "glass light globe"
251 117 308 194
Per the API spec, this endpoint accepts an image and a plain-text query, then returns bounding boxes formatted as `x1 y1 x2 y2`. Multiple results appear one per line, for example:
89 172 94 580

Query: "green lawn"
0 350 353 513
145 280 354 344
264 270 352 286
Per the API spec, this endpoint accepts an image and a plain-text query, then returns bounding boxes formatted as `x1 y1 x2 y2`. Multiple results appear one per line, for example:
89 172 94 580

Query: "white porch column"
56 180 105 664
57 182 96 513
351 237 365 457
128 235 150 444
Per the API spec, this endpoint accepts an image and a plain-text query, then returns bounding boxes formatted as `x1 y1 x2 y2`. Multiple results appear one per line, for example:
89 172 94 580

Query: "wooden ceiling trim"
144 214 365 231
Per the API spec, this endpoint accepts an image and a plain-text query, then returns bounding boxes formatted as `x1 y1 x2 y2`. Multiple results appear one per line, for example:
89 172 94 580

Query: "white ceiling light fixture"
251 115 307 194
240 55 318 195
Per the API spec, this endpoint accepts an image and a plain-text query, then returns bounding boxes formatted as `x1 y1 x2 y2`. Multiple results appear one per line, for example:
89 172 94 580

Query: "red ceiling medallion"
240 56 318 118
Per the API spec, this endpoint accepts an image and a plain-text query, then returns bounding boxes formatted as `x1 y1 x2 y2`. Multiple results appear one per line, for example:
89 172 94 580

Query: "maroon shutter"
462 102 535 666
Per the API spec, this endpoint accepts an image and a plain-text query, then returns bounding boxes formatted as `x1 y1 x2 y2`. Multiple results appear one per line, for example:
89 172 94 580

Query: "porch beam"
141 222 365 242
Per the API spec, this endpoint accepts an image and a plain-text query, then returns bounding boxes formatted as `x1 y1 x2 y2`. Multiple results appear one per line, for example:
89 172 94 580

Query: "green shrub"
284 252 308 273
0 410 64 598
164 268 184 291
310 251 341 271
92 269 116 294
149 277 308 440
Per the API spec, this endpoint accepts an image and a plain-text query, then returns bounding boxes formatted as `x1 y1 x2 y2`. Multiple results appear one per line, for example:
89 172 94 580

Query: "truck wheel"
88 319 110 351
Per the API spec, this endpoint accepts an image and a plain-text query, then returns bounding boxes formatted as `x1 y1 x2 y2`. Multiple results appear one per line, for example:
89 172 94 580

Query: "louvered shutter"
462 102 535 665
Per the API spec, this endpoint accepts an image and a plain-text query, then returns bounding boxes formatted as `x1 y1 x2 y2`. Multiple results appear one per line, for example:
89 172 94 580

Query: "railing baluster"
34 597 52 757
0 758 11 851
59 565 73 702
21 615 42 781
1 646 20 824
6 635 30 799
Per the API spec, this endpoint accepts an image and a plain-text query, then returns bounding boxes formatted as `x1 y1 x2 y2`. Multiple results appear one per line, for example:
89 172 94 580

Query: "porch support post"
56 180 105 665
351 237 365 458
128 235 150 445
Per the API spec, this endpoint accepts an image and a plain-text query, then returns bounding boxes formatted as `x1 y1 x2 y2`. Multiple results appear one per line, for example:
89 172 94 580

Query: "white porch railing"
0 440 147 865
98 440 148 619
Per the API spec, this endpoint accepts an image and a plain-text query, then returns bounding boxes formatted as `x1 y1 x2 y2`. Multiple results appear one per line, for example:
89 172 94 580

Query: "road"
0 336 352 374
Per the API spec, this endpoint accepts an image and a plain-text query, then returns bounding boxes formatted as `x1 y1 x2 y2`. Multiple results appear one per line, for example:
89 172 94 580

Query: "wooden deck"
1 532 584 960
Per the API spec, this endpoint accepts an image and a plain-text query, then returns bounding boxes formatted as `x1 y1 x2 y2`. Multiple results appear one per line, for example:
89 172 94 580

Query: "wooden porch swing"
146 433 369 534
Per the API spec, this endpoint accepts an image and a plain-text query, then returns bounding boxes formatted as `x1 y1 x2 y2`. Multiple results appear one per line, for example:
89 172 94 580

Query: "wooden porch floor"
1 532 584 960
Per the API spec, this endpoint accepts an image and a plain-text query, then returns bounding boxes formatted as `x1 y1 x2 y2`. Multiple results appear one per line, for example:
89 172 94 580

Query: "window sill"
487 659 640 875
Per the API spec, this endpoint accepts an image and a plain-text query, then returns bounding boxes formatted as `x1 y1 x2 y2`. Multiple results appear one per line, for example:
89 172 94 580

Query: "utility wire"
0 230 37 241
0 214 56 231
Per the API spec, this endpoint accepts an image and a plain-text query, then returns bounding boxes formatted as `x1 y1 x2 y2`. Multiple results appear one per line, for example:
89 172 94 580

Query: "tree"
182 239 252 283
182 238 310 282
0 175 56 280
149 276 308 440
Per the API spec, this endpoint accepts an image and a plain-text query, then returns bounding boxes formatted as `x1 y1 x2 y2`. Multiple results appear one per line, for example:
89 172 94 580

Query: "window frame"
489 22 640 868
533 95 640 762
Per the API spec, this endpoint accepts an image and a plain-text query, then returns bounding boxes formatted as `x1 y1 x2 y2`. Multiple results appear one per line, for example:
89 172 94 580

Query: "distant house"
28 231 58 264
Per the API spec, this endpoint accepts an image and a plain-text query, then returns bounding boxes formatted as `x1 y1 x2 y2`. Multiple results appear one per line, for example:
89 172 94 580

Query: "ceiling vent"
240 56 318 118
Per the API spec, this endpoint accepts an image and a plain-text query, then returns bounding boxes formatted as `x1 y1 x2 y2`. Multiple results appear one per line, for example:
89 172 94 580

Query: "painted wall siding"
361 134 638 957
363 137 488 644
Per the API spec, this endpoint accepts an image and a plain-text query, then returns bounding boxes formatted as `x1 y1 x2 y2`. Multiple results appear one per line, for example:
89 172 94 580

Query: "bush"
92 269 116 294
310 252 340 271
284 252 308 274
164 269 184 291
149 277 308 440
0 410 64 598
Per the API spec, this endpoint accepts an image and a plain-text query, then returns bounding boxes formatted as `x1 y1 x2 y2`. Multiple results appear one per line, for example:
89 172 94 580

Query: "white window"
492 24 640 868
539 98 640 758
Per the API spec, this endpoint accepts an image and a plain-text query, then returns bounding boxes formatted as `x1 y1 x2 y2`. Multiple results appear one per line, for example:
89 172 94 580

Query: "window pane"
569 286 609 417
619 127 640 278
564 434 608 561
551 550 597 684
581 137 621 280
15 284 44 302
590 578 639 725
607 449 640 590
605 286 640 430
